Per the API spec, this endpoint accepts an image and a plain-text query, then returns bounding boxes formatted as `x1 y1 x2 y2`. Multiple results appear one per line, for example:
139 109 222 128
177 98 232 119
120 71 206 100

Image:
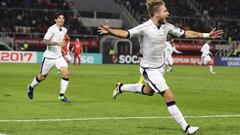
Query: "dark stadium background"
0 0 240 65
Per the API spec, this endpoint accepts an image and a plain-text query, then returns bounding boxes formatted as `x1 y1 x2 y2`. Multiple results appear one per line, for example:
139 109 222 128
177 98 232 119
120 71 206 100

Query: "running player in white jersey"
27 12 70 103
98 0 223 134
200 40 216 74
165 39 182 72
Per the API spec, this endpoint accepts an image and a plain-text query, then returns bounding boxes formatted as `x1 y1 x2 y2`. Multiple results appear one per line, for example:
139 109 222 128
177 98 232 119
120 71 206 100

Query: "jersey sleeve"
167 23 185 38
128 24 144 38
43 27 54 40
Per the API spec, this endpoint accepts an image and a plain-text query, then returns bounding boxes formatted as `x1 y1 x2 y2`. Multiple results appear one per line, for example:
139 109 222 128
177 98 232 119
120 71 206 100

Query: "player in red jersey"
71 38 83 65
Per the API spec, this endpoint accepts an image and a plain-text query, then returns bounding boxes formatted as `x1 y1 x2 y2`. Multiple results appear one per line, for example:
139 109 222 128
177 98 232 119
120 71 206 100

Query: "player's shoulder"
165 41 171 47
165 41 171 45
137 20 152 29
142 19 152 25
49 24 57 30
203 43 208 46
162 22 175 29
62 26 67 32
46 24 58 32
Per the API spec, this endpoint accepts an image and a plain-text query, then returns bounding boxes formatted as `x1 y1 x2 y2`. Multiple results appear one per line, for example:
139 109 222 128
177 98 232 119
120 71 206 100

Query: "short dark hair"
54 12 64 19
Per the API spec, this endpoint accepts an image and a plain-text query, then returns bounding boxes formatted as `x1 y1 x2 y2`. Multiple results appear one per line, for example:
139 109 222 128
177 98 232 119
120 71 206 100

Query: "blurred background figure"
199 40 216 74
71 38 83 65
164 39 182 72
137 52 144 84
108 45 115 55
21 41 29 51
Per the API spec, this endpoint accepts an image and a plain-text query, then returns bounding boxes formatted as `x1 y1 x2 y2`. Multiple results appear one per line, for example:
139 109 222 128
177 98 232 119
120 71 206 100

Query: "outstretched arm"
173 47 182 54
98 23 129 38
185 28 223 39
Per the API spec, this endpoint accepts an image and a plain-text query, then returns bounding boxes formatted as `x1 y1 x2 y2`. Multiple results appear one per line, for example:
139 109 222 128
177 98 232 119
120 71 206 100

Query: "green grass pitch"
0 63 239 135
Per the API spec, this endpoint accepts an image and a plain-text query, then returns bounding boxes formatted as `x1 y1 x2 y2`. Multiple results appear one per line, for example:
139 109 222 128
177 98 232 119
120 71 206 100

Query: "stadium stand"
115 0 207 32
1 0 238 39
115 0 240 41
195 0 240 40
196 0 240 19
0 0 89 35
0 0 239 55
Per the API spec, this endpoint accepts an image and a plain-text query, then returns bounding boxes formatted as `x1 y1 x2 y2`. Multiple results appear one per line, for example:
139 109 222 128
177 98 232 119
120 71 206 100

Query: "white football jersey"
164 41 173 57
43 24 67 58
201 43 210 55
128 19 184 68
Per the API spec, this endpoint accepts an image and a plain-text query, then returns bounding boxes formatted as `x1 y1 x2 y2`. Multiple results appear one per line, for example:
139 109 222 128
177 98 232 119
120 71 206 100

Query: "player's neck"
151 18 162 29
151 18 159 26
55 24 63 32
56 24 63 29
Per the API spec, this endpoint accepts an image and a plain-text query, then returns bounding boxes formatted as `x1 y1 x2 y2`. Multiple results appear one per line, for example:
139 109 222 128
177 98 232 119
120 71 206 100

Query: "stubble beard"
158 18 167 24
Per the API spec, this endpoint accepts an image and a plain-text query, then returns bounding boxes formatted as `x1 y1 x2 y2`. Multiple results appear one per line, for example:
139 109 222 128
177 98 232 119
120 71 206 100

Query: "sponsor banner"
37 53 102 64
14 37 99 48
103 54 205 65
175 42 215 51
14 37 43 45
78 53 102 64
103 54 140 64
0 51 37 63
118 54 140 64
215 57 240 66
173 55 202 65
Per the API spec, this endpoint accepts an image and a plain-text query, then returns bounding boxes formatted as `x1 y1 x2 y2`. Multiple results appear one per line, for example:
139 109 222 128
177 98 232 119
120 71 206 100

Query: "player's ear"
154 12 159 17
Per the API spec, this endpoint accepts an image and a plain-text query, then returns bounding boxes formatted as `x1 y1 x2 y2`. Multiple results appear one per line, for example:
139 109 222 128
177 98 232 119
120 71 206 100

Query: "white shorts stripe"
140 66 169 93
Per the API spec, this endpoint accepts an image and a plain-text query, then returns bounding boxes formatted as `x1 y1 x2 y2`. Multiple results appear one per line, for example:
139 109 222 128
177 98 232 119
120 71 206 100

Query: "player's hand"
58 42 64 47
98 22 110 35
209 28 223 38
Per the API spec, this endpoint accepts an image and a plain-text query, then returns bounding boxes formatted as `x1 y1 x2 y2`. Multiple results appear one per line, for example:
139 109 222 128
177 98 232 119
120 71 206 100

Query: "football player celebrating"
98 0 223 134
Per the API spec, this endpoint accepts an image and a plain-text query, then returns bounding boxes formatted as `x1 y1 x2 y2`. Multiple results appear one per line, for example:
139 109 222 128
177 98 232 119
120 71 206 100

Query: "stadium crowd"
115 0 240 40
0 0 239 40
0 0 88 35
116 0 210 35
196 0 240 41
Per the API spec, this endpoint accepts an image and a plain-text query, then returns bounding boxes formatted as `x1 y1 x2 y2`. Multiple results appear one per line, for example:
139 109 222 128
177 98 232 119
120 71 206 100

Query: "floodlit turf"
0 63 240 135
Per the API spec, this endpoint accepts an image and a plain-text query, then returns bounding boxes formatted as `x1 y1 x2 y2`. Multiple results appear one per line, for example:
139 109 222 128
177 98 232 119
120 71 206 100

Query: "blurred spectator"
115 0 240 40
109 46 116 55
21 41 29 51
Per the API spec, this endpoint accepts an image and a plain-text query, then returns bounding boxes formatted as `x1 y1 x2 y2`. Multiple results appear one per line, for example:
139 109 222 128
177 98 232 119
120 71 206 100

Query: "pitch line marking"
0 114 240 123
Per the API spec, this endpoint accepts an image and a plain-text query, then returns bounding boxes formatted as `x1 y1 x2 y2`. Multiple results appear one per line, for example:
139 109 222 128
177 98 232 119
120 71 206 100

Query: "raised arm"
98 23 129 38
185 28 223 39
